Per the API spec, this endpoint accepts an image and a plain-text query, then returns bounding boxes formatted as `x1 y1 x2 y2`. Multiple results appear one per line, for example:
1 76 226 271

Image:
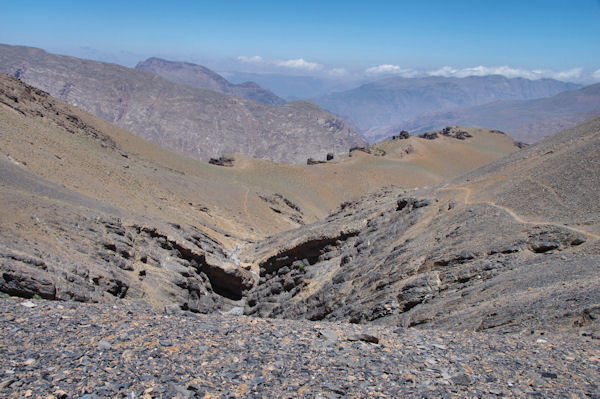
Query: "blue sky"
2 0 600 82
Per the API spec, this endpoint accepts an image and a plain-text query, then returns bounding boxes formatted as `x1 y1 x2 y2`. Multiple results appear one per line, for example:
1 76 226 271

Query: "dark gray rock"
208 156 234 167
347 333 379 344
451 373 472 386
98 340 112 351
418 132 438 140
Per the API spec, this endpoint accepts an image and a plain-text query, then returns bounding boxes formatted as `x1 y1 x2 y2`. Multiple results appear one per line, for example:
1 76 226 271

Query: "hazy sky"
2 0 600 82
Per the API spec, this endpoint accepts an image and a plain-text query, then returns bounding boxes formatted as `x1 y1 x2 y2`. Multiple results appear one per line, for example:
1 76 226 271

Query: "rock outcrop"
0 154 257 312
440 126 472 140
208 156 235 167
0 74 258 313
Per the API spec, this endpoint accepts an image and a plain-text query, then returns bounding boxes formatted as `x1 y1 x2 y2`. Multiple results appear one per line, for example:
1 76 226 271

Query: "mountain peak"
135 56 286 105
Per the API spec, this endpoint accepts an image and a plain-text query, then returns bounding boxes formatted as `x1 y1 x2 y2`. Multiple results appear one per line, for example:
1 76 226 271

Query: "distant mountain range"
3 43 596 154
312 75 581 142
0 44 364 163
401 83 600 143
223 71 368 101
135 57 286 105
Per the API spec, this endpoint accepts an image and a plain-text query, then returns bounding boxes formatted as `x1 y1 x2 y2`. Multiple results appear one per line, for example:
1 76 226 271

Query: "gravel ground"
0 297 598 398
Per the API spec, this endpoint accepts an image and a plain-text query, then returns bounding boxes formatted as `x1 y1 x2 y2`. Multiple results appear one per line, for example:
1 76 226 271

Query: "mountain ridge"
0 43 363 164
401 82 600 143
135 57 286 105
313 74 581 141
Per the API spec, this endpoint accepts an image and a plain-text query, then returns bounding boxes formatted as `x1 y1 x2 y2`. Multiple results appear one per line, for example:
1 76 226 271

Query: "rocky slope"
0 43 364 163
1 297 598 398
313 75 579 142
239 115 600 334
0 153 256 308
0 73 254 311
4 71 595 335
135 57 286 105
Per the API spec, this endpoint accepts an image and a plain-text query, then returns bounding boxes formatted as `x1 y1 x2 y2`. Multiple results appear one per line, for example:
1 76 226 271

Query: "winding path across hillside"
442 185 600 240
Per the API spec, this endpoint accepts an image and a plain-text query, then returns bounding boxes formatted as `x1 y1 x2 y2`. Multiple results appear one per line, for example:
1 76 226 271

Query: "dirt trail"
242 187 251 220
240 186 265 237
442 185 600 240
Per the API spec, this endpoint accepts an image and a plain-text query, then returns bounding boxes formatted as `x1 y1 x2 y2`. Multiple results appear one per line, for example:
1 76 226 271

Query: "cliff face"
0 44 365 164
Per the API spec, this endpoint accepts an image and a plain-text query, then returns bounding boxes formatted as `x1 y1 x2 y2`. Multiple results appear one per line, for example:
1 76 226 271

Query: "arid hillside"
0 73 521 312
0 74 519 244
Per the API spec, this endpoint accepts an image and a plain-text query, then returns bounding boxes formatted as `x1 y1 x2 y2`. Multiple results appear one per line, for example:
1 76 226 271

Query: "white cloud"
237 55 264 63
428 66 458 77
429 65 534 78
275 58 322 70
328 68 348 76
365 64 401 74
233 57 592 82
428 65 583 81
237 55 323 71
365 64 418 77
552 67 584 80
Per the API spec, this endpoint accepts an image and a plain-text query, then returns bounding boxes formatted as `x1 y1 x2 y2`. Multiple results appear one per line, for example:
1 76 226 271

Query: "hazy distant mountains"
224 72 368 101
135 57 286 105
3 43 595 153
0 44 364 163
402 83 600 143
313 75 580 142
